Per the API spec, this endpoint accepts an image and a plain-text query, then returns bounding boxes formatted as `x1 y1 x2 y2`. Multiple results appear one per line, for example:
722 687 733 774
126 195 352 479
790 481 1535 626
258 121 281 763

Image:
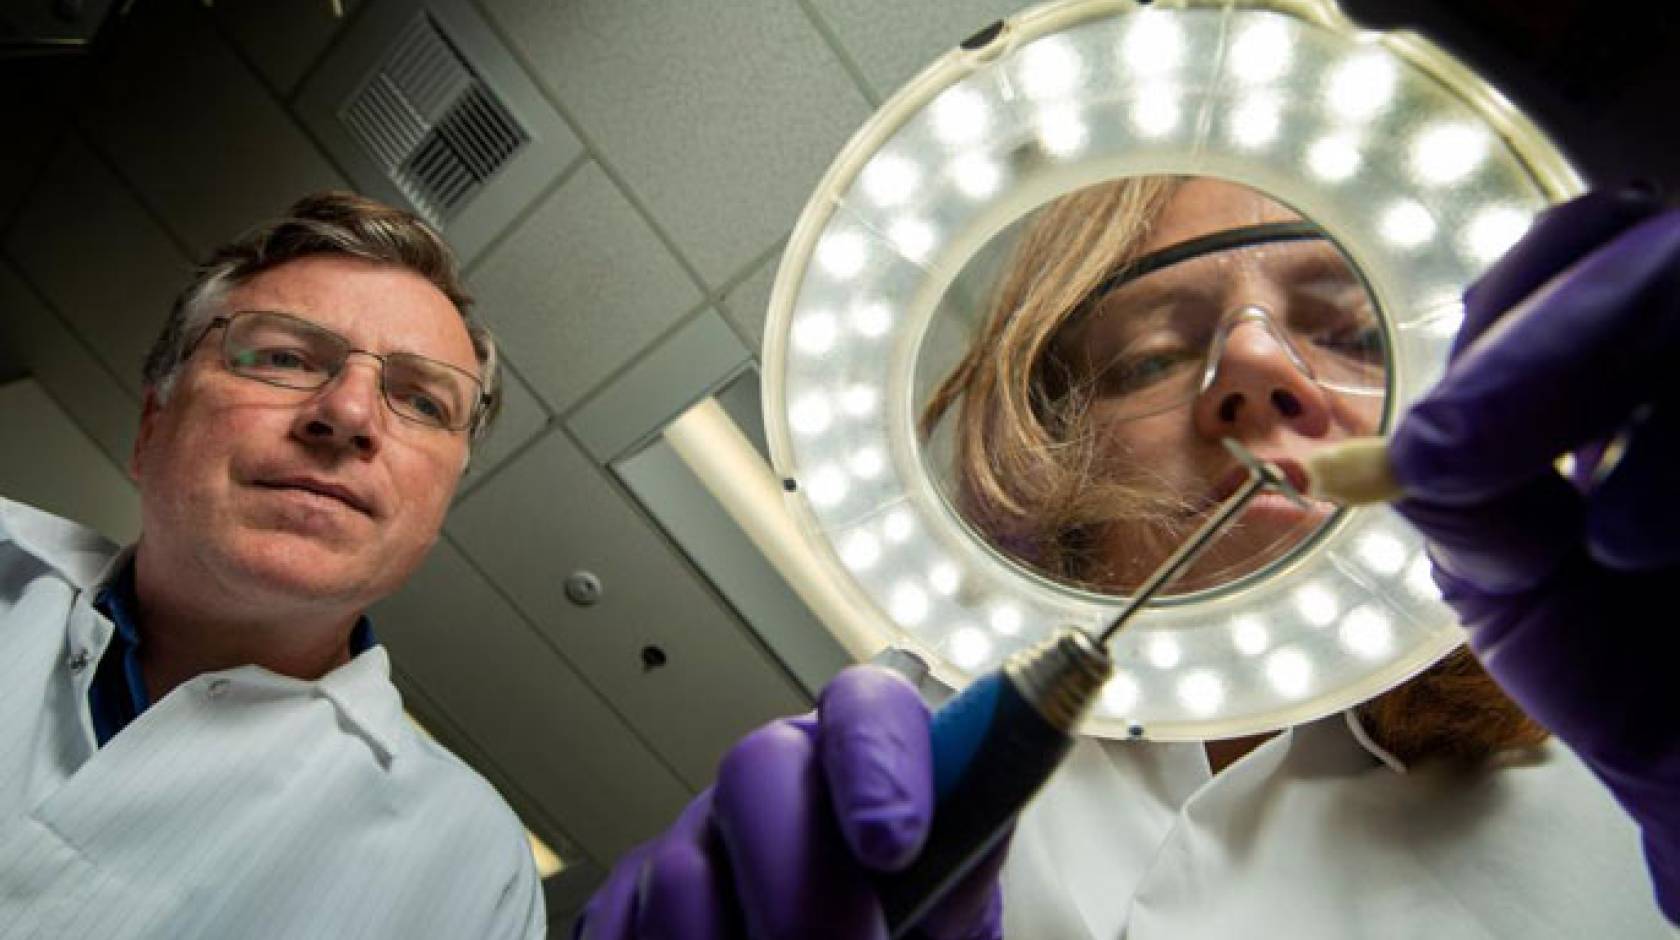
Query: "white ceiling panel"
445 427 807 789
292 0 583 268
478 0 874 286
720 246 781 355
467 160 702 414
810 0 1039 99
0 259 139 473
76 2 347 257
2 135 190 401
371 534 692 865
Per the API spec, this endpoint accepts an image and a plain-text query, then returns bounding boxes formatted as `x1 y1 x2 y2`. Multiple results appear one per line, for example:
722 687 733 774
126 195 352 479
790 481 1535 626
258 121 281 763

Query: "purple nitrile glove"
1387 185 1680 923
574 665 1006 940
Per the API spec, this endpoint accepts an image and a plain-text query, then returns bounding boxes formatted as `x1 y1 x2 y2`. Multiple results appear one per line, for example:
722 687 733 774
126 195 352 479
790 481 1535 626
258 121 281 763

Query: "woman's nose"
1192 315 1332 440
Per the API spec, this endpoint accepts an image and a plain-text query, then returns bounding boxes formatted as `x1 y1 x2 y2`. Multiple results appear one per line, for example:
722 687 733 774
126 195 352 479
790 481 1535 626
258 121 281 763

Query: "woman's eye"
1103 349 1197 393
1312 325 1384 363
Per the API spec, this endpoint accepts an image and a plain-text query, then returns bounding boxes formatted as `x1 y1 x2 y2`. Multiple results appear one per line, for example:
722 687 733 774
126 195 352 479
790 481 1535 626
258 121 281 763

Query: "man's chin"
218 534 388 608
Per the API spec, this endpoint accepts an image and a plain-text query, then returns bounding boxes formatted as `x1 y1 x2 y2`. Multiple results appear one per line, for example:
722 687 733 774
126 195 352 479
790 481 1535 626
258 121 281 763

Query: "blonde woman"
578 183 1678 939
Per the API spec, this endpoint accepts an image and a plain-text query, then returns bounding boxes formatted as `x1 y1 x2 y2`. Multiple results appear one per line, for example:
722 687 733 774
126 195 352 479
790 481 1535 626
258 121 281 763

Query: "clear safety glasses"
197 310 490 432
1065 224 1388 422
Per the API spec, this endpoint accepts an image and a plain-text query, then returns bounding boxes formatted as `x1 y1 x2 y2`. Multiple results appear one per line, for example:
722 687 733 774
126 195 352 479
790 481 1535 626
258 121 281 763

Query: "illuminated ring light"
761 0 1581 740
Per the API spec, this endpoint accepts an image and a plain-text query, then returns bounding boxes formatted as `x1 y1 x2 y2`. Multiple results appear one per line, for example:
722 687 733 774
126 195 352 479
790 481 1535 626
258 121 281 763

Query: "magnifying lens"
749 0 1581 742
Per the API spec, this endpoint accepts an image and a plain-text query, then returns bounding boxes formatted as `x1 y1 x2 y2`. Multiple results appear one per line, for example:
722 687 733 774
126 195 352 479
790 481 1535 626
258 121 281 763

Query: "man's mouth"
257 477 376 517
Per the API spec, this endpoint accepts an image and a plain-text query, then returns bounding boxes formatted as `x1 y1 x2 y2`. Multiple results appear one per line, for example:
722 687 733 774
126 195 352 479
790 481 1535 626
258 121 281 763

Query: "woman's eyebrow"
1267 244 1362 284
1090 279 1216 342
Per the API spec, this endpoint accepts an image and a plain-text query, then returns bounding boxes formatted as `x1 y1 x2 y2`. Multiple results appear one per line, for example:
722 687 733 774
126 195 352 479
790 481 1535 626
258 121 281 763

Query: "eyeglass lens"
1081 239 1386 418
222 311 478 430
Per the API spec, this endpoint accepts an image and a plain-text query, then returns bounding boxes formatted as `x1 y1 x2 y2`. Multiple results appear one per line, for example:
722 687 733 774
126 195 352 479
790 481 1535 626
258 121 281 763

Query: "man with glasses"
0 192 544 937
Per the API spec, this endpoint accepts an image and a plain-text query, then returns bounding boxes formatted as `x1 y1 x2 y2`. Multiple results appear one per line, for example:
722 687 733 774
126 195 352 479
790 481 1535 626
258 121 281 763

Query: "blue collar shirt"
87 558 378 747
0 497 544 938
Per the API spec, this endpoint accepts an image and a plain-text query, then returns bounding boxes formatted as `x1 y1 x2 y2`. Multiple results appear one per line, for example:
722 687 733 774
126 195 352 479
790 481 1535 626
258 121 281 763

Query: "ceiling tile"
3 135 190 401
810 0 1038 99
459 361 549 496
290 0 583 270
210 0 361 96
721 248 782 355
467 161 702 414
479 0 873 285
77 2 347 257
564 308 747 465
372 535 692 865
0 57 83 231
446 428 807 789
0 259 139 472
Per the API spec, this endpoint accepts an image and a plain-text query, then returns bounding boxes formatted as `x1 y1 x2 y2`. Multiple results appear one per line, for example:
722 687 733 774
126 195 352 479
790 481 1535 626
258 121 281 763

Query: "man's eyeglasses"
194 310 490 432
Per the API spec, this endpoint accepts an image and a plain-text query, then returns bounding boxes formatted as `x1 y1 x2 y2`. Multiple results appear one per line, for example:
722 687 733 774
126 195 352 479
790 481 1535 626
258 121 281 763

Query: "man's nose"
1192 316 1331 440
292 353 384 456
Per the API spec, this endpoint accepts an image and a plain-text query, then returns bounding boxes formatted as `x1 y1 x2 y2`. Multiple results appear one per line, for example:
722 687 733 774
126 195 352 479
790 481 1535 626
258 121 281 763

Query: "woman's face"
1057 178 1385 592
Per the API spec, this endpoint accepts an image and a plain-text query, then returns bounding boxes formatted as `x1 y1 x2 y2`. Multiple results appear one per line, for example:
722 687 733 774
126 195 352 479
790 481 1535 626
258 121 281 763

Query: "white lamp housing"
761 0 1581 740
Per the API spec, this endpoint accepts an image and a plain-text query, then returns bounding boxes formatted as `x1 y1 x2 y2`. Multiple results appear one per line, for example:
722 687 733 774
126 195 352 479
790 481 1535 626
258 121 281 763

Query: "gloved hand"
1386 184 1680 922
574 665 1006 940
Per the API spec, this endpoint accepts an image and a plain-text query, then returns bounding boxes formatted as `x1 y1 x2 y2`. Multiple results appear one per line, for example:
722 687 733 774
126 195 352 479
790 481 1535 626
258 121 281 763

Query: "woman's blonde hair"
922 176 1184 586
923 175 1546 766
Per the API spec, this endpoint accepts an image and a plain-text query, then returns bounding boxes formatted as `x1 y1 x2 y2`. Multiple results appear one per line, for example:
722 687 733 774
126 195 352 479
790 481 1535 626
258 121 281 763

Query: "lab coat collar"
196 649 405 768
1 498 408 769
315 645 406 768
1272 709 1408 776
1342 708 1409 774
1 497 123 590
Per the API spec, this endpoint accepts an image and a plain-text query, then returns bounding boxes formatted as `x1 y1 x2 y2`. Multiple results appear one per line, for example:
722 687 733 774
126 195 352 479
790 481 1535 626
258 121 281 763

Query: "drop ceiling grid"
465 160 704 416
471 0 875 289
1 135 194 404
370 535 695 864
0 0 1066 889
0 259 139 476
444 425 809 790
73 0 349 259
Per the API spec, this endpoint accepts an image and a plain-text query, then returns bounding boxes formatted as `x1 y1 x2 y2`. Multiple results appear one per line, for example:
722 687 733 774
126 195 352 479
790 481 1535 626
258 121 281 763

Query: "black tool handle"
878 669 1073 937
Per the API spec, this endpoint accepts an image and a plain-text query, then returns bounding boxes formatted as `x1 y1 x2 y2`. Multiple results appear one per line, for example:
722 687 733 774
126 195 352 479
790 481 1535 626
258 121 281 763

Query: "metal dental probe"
879 439 1307 936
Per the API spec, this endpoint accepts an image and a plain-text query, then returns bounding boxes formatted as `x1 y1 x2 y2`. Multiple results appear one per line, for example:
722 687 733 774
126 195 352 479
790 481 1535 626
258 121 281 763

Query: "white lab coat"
0 497 545 939
1002 708 1672 937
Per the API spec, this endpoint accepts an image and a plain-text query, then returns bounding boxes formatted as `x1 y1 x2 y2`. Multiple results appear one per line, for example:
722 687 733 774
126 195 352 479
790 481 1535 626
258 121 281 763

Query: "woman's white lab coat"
1002 712 1671 937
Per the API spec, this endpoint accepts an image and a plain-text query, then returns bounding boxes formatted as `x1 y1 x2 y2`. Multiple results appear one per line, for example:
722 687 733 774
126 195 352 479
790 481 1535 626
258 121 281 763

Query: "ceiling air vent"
339 13 528 225
297 0 580 264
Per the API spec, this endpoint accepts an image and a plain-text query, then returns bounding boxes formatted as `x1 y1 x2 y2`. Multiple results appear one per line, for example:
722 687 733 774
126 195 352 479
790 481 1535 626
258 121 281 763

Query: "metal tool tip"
1220 438 1309 508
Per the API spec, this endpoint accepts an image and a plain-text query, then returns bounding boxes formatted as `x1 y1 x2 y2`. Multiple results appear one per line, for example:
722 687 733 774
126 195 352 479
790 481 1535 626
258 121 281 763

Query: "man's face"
130 255 478 614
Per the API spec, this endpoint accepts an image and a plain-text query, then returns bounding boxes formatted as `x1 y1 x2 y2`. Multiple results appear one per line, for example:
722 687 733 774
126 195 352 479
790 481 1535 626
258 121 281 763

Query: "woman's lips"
1181 456 1329 530
1206 457 1312 507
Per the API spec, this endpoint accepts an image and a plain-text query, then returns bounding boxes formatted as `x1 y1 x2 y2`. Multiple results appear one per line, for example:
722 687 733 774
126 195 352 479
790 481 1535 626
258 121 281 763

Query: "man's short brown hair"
143 191 501 442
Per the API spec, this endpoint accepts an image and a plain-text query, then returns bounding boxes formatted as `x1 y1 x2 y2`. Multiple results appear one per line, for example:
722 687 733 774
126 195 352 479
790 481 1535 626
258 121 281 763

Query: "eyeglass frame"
1197 302 1388 399
188 309 493 434
1059 220 1391 421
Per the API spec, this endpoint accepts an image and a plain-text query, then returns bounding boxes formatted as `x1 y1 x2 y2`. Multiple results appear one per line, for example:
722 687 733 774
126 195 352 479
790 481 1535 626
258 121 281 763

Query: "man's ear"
131 387 162 483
